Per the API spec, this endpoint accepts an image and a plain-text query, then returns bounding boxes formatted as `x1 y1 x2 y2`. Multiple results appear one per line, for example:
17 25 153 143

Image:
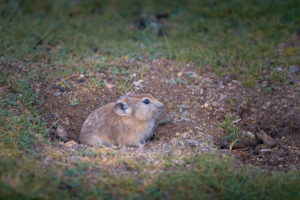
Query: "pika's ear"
113 101 132 116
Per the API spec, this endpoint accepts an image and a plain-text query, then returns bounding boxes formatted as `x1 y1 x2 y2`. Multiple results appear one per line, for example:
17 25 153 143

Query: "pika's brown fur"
79 93 164 146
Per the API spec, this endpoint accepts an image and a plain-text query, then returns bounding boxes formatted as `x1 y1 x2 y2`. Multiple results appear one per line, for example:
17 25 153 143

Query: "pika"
79 93 164 147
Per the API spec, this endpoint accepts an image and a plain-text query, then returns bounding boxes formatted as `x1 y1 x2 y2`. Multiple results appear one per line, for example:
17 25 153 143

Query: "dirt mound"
38 59 300 170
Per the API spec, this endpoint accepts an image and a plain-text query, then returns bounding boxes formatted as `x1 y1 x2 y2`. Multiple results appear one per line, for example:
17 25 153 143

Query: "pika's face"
113 93 164 121
133 96 164 121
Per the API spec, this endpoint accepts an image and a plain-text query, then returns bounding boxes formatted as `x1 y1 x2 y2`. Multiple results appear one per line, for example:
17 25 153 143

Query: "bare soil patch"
38 59 300 170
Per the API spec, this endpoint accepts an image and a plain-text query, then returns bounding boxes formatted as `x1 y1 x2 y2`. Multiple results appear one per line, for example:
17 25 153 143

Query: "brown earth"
37 58 300 171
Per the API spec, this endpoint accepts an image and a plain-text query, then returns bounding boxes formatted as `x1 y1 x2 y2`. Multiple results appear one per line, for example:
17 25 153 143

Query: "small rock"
276 67 283 71
245 131 255 140
53 92 61 97
17 65 25 69
205 134 214 143
218 107 225 112
131 73 137 78
202 77 213 85
106 83 116 89
180 111 191 121
260 148 271 153
219 95 227 101
178 105 189 109
55 125 68 142
211 101 218 107
200 88 204 95
185 71 197 78
175 158 185 165
65 140 77 147
228 84 236 91
177 72 183 77
289 65 299 73
71 155 80 160
133 80 143 90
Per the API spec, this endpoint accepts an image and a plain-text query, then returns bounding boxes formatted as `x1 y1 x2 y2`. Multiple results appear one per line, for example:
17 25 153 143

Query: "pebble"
228 85 236 91
289 65 299 73
53 92 61 97
178 105 189 109
219 94 227 101
202 77 213 85
200 88 204 95
175 159 185 165
185 71 197 78
133 80 143 90
260 148 271 153
205 134 214 143
177 72 183 77
106 83 116 89
211 101 218 107
17 65 25 69
245 131 255 140
71 155 80 160
276 67 283 71
131 73 137 78
65 140 78 147
178 111 191 122
218 107 225 112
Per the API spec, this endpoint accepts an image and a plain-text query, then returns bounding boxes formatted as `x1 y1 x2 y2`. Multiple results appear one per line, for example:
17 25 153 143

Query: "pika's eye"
143 99 150 104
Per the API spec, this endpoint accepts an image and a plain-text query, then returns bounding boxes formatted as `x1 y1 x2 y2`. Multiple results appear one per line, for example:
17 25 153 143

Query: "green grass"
1 0 299 82
0 150 299 199
1 0 300 199
220 117 244 150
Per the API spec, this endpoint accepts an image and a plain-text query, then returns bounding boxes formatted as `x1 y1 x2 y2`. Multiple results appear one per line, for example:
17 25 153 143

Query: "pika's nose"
156 102 164 108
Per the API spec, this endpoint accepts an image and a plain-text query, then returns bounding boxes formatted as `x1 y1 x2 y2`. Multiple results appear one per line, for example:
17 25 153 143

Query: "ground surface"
1 0 300 199
39 58 300 171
